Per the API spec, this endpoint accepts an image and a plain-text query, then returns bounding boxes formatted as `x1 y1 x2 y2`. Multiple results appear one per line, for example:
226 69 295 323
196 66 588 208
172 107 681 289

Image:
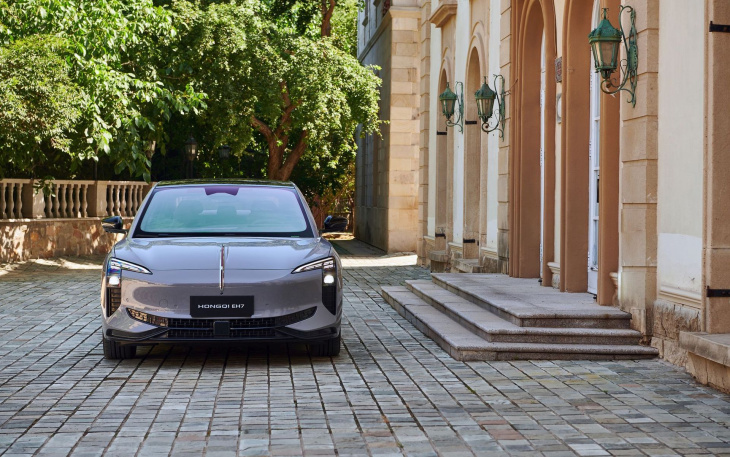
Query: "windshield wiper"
136 233 172 238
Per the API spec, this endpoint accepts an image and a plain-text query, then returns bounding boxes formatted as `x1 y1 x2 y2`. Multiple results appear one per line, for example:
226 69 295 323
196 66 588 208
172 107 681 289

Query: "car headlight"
106 258 152 280
293 257 340 315
104 258 150 317
292 257 335 274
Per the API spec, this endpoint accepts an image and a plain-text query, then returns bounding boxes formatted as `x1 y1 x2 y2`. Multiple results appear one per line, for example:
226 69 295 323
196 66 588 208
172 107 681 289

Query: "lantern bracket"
476 75 506 139
440 81 464 132
598 5 638 106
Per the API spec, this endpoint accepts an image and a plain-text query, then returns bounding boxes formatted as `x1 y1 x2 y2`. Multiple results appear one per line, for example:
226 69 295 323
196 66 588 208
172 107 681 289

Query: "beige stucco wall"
656 0 704 305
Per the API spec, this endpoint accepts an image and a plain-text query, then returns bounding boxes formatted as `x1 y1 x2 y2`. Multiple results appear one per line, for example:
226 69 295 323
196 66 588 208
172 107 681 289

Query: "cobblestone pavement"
1 241 730 456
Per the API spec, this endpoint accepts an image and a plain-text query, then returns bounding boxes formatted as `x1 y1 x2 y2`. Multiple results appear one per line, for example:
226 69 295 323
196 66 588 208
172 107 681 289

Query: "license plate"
190 296 254 318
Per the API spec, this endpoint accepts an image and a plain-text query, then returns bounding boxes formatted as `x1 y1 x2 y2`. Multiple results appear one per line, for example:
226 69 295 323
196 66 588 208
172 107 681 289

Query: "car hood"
113 237 332 271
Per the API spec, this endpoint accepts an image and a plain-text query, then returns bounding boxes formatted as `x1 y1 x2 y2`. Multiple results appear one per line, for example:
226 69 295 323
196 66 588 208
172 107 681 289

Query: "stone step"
380 287 658 361
453 258 484 273
406 280 642 345
431 273 632 329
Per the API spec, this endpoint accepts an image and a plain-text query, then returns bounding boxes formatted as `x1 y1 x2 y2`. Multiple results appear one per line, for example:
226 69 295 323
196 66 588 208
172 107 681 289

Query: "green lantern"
439 83 458 122
474 77 497 123
587 5 638 106
474 75 506 138
438 81 463 132
588 8 622 81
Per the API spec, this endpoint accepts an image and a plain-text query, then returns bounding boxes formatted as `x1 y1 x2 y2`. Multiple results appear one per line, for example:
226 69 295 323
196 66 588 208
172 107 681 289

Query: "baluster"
137 185 144 212
15 183 23 218
121 185 128 216
81 184 88 217
0 182 6 219
52 184 60 218
114 185 121 216
73 184 80 217
61 184 68 217
7 184 15 219
128 185 134 216
106 185 113 216
58 184 67 218
45 188 52 218
131 184 138 214
67 185 74 217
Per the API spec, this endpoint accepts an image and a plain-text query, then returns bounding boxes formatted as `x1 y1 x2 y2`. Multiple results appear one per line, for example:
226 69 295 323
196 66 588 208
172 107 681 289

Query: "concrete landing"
381 273 658 361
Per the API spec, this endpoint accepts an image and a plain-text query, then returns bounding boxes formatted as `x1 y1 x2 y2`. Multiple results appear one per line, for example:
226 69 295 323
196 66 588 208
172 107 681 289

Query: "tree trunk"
321 0 336 37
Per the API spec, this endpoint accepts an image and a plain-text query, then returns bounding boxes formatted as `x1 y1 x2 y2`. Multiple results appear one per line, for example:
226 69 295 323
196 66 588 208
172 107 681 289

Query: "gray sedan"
100 180 342 359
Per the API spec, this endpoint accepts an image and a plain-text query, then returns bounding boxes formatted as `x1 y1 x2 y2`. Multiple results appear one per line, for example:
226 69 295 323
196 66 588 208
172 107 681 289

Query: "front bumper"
101 266 342 345
106 321 341 345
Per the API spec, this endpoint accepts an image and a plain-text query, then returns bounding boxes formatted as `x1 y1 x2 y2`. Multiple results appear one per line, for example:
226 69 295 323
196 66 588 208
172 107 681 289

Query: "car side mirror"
102 215 128 234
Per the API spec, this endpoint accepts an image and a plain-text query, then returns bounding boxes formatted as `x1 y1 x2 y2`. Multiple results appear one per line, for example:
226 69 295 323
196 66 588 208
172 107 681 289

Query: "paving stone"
0 243 730 455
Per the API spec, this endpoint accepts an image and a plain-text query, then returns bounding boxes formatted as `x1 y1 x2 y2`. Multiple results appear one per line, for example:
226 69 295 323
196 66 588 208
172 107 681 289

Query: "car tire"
310 334 341 357
102 334 136 360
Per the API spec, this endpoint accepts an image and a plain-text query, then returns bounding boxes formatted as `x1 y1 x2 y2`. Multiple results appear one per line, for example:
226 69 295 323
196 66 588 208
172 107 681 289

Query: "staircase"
381 273 658 361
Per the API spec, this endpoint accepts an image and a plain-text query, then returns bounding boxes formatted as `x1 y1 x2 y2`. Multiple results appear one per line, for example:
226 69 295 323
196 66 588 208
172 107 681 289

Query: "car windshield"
135 185 313 237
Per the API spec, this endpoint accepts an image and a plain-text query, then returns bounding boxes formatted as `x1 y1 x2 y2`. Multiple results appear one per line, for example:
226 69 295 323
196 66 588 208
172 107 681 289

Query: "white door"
587 1 601 294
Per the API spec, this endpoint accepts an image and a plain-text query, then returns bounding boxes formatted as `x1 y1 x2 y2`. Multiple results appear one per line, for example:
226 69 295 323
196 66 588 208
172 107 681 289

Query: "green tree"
0 35 82 177
0 0 206 181
170 0 381 183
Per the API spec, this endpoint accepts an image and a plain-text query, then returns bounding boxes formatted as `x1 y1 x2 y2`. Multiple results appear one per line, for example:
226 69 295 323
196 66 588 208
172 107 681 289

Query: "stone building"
354 0 421 253
358 0 730 390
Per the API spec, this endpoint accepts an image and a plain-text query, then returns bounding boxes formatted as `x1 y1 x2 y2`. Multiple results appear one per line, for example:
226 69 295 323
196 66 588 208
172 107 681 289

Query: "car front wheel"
102 334 136 360
310 334 341 357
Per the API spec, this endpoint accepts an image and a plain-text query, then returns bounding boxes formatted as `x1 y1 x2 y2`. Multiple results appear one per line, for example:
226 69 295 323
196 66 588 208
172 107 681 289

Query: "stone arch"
510 0 557 279
561 0 620 302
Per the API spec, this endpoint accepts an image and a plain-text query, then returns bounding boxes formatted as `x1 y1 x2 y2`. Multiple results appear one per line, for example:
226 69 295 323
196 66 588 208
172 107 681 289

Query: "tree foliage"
0 0 379 202
0 0 205 181
0 35 81 175
168 0 380 184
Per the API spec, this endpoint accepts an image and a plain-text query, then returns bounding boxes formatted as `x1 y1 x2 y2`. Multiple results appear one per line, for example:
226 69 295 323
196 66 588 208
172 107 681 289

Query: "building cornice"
429 0 457 28
358 6 421 61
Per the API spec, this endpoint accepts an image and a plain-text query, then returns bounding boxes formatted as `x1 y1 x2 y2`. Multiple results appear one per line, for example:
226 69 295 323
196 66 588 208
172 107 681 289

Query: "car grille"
127 306 317 337
165 328 277 339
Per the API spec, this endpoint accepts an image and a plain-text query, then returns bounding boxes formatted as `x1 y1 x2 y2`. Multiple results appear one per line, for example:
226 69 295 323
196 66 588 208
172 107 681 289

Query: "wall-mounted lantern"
474 75 506 139
184 136 198 161
439 82 464 132
218 144 231 159
588 6 638 106
184 135 198 179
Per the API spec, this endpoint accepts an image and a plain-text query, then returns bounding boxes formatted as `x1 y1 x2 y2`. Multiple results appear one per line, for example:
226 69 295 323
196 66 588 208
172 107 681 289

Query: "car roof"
155 179 296 188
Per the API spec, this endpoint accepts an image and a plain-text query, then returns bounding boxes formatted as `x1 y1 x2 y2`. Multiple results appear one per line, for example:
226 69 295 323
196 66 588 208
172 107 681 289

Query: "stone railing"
0 179 153 220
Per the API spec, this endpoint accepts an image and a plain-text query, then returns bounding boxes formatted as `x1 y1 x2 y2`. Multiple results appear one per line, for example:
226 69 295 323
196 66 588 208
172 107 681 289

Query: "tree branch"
251 116 274 143
277 130 309 180
274 81 297 139
320 0 336 37
252 116 282 178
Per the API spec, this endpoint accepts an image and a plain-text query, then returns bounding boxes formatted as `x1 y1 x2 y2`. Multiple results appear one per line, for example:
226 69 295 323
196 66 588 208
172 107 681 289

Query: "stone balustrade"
0 179 153 220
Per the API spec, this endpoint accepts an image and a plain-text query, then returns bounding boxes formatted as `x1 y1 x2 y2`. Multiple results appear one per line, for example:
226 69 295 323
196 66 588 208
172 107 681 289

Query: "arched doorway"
510 0 557 280
464 47 483 259
562 0 620 303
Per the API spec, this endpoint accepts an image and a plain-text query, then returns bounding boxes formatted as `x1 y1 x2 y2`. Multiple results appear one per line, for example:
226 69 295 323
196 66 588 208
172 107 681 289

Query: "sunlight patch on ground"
0 255 103 277
341 252 418 267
